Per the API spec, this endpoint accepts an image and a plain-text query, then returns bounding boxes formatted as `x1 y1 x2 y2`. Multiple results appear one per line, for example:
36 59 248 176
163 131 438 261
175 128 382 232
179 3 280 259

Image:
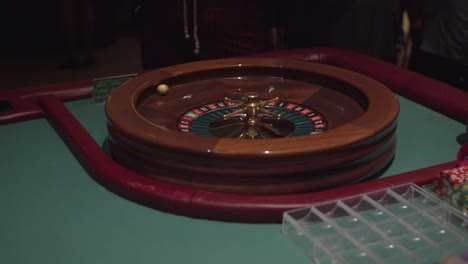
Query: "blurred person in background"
408 0 468 91
140 0 281 69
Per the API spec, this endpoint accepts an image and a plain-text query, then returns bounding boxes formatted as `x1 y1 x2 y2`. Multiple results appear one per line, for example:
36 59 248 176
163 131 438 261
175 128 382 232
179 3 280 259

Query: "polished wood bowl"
105 58 399 194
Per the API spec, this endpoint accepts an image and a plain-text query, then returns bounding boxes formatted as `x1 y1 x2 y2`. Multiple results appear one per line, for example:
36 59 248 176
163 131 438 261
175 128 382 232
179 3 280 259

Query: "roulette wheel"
105 58 399 195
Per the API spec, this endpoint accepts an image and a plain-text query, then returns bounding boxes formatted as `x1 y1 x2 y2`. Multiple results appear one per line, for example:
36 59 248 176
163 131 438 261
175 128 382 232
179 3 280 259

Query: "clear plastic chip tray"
282 183 468 263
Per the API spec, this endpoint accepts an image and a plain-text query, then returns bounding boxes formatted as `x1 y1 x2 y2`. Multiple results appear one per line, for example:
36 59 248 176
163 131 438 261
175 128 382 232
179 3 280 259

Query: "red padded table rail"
1 48 467 222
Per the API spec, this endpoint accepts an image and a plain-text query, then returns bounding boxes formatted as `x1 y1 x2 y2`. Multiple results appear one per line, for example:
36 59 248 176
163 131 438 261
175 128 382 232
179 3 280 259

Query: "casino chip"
435 166 468 197
447 182 468 215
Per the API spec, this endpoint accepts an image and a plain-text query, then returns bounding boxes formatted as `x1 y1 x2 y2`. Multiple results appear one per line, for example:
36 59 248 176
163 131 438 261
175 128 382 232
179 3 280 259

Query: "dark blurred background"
1 0 136 58
0 0 142 90
0 0 416 90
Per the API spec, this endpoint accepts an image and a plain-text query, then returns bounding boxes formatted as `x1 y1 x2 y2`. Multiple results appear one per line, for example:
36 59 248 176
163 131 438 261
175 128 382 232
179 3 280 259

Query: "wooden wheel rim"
106 58 399 158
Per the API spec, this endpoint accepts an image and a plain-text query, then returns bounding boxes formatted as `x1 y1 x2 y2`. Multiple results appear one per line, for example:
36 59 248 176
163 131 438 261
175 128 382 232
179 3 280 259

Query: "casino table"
1 48 467 264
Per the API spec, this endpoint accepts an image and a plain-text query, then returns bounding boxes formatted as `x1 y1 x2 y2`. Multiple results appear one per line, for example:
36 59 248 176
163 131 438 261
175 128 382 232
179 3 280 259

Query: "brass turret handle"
224 92 281 122
223 92 282 139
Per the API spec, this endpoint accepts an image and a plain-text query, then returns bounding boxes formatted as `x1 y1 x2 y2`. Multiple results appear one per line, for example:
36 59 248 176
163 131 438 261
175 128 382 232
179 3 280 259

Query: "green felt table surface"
0 96 465 264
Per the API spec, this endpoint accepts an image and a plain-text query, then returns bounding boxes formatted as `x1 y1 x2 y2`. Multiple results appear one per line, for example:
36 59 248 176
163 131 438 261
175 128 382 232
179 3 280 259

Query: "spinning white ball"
156 84 169 95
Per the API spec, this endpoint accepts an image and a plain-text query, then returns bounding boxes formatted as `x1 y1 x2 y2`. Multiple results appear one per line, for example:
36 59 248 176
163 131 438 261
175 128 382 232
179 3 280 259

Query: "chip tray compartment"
282 183 468 263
